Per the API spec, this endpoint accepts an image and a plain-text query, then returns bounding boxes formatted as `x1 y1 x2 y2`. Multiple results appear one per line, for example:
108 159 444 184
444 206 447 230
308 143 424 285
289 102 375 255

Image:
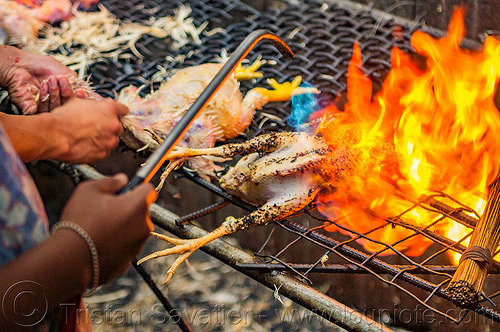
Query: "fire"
313 9 500 263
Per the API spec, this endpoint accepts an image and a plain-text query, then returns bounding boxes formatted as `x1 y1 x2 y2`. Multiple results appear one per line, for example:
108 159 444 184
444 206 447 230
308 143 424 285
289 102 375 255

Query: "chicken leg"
137 186 319 284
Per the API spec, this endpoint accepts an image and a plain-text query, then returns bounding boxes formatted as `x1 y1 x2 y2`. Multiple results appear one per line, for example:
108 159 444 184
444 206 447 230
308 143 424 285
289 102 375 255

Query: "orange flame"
315 9 500 262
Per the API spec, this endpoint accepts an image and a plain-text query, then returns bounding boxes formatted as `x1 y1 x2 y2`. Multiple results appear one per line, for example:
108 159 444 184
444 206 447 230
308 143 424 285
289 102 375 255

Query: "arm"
0 174 156 330
0 226 93 331
0 46 127 163
0 98 128 163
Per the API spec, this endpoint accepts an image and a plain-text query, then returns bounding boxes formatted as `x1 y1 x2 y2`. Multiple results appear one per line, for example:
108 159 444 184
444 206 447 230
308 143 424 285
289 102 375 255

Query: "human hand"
37 75 89 113
60 173 157 285
0 46 78 114
48 97 129 163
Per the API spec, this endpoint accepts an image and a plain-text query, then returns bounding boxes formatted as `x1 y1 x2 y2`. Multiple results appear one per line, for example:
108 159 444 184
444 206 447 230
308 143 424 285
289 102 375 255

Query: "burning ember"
307 8 500 262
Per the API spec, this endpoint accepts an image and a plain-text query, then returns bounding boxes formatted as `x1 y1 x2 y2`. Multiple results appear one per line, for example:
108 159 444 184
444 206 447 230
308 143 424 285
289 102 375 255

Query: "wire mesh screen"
80 0 500 327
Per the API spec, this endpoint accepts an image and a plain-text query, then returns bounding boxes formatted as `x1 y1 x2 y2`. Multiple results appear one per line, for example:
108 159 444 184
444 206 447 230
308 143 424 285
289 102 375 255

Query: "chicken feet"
138 190 318 284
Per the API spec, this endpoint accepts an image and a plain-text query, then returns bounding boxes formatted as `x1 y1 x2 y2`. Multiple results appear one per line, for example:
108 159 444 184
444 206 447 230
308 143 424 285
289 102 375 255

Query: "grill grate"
81 0 500 327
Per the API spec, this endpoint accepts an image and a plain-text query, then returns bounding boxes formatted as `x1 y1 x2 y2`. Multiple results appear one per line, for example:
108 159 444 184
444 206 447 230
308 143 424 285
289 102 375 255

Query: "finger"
106 134 121 151
126 183 156 233
38 81 50 113
58 75 74 104
105 99 129 118
74 89 87 99
123 182 156 206
22 101 38 115
115 122 124 136
112 119 124 136
104 113 124 136
116 103 129 118
114 133 121 146
66 69 78 79
48 76 61 109
94 173 129 193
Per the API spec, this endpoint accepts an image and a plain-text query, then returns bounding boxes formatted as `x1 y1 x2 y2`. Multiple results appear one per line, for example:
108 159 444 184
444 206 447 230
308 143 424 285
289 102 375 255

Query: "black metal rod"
124 30 293 191
425 196 479 228
235 262 460 274
131 260 192 332
175 200 230 226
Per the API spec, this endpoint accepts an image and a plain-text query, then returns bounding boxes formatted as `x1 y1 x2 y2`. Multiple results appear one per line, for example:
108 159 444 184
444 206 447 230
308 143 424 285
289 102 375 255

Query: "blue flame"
288 82 319 130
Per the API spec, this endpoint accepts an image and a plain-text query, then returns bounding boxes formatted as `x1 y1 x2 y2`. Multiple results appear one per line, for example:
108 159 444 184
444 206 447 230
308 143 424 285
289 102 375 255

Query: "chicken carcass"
137 116 397 283
118 61 319 182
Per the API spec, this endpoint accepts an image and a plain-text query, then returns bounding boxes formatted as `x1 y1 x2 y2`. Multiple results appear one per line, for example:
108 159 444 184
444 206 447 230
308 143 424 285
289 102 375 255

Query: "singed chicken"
118 62 319 181
138 124 396 283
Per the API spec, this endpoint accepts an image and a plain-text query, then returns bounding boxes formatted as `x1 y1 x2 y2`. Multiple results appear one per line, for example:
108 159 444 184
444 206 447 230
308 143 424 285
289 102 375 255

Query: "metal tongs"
121 29 294 192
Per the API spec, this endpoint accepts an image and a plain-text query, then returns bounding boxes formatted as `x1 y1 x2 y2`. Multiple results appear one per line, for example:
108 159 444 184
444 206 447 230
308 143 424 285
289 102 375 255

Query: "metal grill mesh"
84 0 500 325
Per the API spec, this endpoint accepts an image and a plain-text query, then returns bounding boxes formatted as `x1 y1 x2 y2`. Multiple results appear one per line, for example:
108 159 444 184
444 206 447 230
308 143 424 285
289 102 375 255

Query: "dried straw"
446 179 500 307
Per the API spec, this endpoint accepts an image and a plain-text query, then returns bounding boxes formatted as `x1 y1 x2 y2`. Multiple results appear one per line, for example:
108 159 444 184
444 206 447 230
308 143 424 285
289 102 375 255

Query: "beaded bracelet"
51 221 100 296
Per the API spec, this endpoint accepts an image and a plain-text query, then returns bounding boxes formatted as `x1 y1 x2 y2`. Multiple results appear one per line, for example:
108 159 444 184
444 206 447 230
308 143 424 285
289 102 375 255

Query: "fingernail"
40 82 49 101
40 82 48 94
48 76 57 90
59 76 70 89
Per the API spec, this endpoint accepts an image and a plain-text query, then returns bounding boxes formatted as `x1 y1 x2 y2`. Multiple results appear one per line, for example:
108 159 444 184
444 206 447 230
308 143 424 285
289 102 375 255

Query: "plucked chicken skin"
118 61 319 181
138 119 397 283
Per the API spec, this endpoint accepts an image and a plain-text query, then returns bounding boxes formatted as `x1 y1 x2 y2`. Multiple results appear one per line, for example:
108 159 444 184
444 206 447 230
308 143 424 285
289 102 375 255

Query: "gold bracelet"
51 221 100 296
